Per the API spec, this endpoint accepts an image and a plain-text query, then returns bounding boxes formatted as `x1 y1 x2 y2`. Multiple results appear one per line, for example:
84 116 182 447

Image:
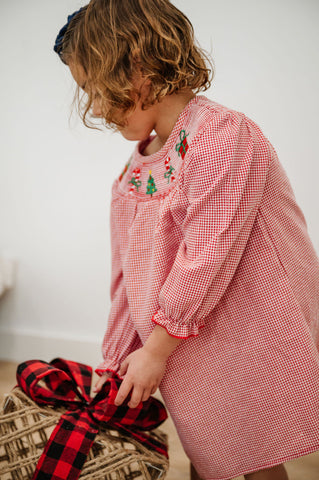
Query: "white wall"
1 0 318 366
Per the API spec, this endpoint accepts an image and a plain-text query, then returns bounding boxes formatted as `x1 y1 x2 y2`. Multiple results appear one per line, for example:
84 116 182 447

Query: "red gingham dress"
96 96 319 480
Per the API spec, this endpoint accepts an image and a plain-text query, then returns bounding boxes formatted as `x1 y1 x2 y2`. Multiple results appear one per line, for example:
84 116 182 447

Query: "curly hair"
61 0 214 129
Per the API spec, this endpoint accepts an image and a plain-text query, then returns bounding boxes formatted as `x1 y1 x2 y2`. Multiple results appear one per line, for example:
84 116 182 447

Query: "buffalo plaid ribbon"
16 358 168 480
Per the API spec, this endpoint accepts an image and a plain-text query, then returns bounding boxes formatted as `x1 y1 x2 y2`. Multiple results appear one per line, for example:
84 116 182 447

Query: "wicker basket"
0 388 169 480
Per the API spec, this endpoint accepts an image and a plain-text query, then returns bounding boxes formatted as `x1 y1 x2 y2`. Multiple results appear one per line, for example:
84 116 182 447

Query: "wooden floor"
1 361 318 480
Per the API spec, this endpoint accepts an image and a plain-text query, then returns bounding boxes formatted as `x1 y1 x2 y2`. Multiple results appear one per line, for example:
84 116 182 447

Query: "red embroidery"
129 168 142 194
175 130 189 159
164 157 175 183
119 159 131 181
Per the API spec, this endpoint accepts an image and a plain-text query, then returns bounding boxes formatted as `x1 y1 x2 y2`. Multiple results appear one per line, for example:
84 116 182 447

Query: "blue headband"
53 7 86 63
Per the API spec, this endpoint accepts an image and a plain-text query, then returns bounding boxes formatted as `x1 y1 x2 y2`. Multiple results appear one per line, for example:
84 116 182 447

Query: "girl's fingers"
92 378 104 393
128 385 144 408
118 359 128 377
92 372 112 393
114 377 133 406
142 388 152 402
115 384 154 407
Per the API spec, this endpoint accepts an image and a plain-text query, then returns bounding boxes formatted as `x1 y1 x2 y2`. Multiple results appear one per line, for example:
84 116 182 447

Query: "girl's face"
69 62 158 141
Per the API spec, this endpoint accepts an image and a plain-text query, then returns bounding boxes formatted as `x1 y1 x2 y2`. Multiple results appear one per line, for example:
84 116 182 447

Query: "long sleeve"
96 198 142 375
152 111 271 338
96 273 142 375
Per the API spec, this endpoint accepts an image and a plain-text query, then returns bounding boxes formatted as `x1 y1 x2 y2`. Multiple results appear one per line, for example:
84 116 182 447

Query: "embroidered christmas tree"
146 170 157 197
164 157 175 183
175 129 189 159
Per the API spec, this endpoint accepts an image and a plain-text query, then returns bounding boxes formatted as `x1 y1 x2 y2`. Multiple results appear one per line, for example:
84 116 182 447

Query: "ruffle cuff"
151 309 203 339
95 358 120 376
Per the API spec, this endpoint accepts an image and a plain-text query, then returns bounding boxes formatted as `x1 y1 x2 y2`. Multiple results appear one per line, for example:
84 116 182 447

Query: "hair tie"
53 7 86 63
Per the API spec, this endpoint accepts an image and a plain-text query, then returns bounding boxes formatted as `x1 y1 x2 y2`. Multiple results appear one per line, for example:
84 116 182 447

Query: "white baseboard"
0 327 102 368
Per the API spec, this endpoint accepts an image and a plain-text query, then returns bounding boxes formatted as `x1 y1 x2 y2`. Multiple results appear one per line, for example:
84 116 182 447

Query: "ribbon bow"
53 7 85 64
17 358 168 480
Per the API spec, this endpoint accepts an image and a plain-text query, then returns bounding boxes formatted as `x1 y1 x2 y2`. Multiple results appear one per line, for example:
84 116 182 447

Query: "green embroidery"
119 159 131 181
128 167 142 193
129 177 142 192
175 129 189 159
146 170 157 197
164 166 175 183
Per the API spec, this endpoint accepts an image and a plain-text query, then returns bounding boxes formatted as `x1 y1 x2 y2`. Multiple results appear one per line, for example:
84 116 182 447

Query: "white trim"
0 327 102 367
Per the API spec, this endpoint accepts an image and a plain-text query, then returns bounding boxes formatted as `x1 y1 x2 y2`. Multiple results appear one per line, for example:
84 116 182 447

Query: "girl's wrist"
143 343 171 362
143 325 183 360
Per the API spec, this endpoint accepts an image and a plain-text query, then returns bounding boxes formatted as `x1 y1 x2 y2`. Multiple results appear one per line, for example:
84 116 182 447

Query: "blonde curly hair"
61 0 214 129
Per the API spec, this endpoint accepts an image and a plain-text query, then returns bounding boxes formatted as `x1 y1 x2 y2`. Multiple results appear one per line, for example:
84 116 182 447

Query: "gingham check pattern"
16 358 168 480
96 96 319 479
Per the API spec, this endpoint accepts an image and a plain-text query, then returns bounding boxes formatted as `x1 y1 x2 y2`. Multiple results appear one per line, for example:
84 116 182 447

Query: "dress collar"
116 96 200 199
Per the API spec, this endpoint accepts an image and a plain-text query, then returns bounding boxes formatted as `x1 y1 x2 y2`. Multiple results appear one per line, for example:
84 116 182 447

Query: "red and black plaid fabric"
16 358 168 480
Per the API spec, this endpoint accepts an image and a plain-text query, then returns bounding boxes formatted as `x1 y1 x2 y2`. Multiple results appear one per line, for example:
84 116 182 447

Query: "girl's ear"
131 72 151 102
131 51 152 90
131 48 149 79
131 48 141 63
139 76 152 103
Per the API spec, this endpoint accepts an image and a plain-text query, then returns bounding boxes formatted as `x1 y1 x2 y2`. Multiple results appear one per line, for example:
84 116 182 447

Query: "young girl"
54 1 319 479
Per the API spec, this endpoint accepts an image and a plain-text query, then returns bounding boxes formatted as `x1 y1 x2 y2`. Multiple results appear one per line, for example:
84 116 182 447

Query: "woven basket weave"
0 388 169 480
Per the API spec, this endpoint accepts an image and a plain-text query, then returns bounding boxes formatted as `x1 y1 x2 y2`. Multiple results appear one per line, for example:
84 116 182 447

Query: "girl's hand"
114 347 167 408
92 371 113 394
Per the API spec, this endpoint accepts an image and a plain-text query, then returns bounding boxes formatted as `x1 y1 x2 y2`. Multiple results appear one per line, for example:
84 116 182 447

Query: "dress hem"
200 442 319 480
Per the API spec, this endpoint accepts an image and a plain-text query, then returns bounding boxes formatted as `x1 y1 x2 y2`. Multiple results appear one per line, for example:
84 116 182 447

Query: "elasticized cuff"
151 309 203 339
95 358 120 376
